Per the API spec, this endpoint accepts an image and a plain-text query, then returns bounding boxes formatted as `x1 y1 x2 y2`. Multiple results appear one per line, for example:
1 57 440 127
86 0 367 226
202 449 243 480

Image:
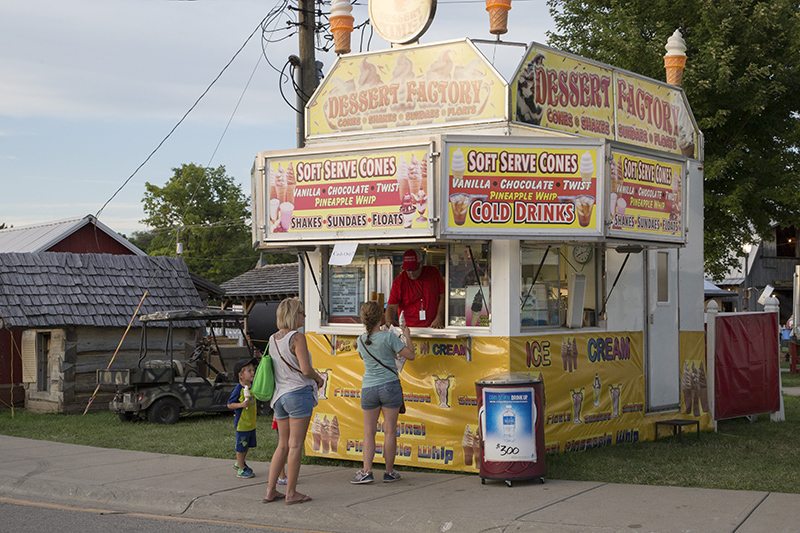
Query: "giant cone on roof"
664 29 687 87
330 0 354 54
485 0 512 35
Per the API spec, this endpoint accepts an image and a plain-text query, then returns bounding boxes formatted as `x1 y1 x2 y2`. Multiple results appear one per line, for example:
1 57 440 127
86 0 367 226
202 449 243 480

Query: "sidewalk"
1 434 798 532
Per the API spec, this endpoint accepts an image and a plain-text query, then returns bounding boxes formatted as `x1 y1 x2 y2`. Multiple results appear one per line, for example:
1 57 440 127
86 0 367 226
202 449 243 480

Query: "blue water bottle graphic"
502 405 515 442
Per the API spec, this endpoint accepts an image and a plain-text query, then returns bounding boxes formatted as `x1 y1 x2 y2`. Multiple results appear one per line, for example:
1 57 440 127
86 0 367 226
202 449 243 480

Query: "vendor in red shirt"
385 249 445 329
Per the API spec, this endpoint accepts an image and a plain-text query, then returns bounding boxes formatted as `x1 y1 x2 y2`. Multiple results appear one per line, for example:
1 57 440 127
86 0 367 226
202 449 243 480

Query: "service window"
326 245 367 324
323 244 491 328
520 244 599 328
448 243 491 327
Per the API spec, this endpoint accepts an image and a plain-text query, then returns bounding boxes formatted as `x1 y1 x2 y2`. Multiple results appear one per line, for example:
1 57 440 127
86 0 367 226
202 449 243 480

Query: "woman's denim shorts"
273 385 315 419
361 379 403 410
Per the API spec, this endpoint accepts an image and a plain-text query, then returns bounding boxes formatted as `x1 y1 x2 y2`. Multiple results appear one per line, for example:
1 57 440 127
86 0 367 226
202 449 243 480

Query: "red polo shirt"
387 266 445 327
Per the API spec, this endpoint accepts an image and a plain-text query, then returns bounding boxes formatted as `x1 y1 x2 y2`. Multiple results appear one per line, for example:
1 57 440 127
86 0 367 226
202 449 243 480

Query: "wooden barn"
0 215 145 408
0 252 208 413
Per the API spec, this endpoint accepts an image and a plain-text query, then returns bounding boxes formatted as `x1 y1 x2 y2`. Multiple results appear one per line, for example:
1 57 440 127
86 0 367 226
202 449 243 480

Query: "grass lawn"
1 392 798 494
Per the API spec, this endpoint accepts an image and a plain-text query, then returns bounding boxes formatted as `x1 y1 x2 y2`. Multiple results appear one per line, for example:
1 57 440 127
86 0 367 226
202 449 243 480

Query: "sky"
0 0 554 236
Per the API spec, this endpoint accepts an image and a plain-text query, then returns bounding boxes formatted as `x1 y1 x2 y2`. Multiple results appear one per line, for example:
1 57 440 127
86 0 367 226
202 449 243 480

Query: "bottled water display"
502 405 515 442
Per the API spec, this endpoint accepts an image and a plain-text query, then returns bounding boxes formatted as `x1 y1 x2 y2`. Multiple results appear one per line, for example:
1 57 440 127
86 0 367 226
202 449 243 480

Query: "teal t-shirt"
358 331 406 389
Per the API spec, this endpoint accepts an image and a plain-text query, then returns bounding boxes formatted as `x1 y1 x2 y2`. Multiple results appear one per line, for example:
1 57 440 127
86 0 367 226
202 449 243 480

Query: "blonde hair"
360 301 383 345
276 298 304 330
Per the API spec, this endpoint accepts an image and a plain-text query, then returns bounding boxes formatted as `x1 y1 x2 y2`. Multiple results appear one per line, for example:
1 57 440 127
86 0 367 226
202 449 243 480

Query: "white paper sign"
329 242 359 266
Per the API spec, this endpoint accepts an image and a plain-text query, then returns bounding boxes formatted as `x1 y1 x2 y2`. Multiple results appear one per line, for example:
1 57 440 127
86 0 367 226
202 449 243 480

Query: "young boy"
228 357 259 478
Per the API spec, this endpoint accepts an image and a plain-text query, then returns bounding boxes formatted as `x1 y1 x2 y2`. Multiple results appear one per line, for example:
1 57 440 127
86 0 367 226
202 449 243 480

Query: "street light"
742 243 753 311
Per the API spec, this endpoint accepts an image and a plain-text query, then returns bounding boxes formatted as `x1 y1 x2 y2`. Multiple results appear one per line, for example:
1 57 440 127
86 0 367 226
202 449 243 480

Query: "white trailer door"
646 248 680 411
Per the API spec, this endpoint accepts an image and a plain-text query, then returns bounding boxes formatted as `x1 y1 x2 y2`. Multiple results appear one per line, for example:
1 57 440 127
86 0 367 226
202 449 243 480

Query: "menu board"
262 144 433 241
511 43 699 159
442 139 604 236
607 149 684 241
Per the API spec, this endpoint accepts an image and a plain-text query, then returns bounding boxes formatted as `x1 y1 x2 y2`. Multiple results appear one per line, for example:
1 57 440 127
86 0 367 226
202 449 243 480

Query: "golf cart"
97 309 258 424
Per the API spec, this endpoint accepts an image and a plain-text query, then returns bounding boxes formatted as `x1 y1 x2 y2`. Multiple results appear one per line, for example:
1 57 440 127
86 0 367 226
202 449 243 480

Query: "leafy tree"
140 164 261 285
548 0 800 279
124 229 159 252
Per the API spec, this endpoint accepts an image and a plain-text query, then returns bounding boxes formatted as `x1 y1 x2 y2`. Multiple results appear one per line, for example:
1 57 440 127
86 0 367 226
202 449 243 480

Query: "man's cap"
234 357 259 377
402 249 421 271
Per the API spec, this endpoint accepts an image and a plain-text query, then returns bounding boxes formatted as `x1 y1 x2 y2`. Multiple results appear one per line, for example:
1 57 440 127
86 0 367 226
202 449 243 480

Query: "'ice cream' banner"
512 43 699 159
263 145 433 240
443 141 603 235
305 331 711 472
607 150 684 241
307 40 508 138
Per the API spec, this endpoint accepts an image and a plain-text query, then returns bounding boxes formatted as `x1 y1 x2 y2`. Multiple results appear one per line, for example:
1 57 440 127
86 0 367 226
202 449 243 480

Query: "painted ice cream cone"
330 0 354 55
311 414 322 451
691 363 700 417
330 415 340 453
285 163 296 205
462 425 474 466
485 0 512 35
275 164 287 204
664 29 687 87
681 361 692 414
321 415 331 454
451 149 466 186
699 362 709 413
396 156 409 201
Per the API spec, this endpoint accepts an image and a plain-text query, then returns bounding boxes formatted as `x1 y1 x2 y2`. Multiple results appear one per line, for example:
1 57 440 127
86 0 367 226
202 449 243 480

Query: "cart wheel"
539 477 546 484
147 397 181 425
505 480 512 487
481 478 485 485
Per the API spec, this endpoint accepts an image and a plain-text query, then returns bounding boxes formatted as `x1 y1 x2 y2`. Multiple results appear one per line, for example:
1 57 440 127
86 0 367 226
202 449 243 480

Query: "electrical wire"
95 15 271 221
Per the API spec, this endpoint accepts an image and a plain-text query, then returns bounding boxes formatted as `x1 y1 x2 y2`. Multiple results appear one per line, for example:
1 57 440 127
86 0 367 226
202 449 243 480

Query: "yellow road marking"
0 497 329 532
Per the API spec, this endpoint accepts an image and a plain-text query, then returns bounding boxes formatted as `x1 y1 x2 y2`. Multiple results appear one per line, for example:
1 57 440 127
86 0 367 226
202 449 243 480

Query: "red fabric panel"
714 313 780 419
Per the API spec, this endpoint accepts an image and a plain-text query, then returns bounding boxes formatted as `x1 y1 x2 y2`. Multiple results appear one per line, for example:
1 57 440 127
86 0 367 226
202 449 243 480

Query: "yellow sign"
307 40 507 138
445 143 601 233
608 150 684 240
512 43 699 158
305 331 711 471
262 146 431 239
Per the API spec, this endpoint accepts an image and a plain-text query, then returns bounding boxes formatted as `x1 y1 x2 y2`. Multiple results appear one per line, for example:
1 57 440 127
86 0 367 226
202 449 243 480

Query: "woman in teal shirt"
351 301 415 484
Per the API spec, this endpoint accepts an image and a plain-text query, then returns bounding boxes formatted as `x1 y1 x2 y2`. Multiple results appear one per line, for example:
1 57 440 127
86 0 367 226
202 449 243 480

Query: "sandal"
286 493 312 505
262 492 286 503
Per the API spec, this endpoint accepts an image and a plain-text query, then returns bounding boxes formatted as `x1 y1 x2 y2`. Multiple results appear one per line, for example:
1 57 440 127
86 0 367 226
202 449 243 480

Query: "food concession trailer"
251 38 709 472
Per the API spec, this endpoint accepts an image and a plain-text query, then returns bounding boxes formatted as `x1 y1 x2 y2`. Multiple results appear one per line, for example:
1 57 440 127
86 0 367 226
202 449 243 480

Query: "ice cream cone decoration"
330 0 354 55
485 0 512 35
664 29 687 87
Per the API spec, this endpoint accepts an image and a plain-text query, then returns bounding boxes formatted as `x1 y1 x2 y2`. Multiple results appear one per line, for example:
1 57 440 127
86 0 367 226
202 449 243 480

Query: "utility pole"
296 0 318 149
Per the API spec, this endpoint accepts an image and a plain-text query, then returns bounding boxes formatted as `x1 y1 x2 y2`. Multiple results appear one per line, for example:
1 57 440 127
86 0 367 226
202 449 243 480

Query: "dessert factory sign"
512 43 699 159
306 40 507 138
369 0 436 45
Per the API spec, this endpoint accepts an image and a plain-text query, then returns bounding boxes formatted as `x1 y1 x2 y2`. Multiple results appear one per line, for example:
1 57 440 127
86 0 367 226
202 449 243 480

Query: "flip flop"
286 494 312 505
262 493 286 503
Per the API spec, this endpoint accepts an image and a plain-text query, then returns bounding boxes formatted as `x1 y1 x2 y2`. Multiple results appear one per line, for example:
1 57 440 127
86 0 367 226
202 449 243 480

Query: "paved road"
2 435 800 532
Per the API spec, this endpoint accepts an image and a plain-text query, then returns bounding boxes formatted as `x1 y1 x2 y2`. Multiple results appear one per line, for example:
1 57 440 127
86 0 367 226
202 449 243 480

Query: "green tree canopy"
548 0 800 279
140 164 260 285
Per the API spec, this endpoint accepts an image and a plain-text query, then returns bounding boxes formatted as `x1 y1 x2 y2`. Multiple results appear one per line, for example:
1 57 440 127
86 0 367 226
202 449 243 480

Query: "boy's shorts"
235 429 257 452
361 379 403 410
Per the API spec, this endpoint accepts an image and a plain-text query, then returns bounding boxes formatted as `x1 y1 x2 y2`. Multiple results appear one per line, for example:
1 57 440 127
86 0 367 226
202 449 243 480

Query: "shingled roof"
0 252 205 329
220 262 299 302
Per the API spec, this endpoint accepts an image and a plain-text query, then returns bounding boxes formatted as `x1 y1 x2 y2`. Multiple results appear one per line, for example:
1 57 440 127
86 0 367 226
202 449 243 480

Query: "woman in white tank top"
264 298 323 506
